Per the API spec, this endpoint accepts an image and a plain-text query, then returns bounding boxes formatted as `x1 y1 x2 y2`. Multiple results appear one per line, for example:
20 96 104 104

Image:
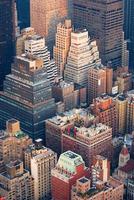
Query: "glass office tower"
0 0 15 89
0 54 56 141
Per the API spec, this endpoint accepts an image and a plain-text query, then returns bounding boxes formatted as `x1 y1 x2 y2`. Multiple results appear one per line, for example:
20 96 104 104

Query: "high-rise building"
16 0 30 30
51 151 89 200
90 95 118 136
0 160 34 200
52 79 87 111
0 119 32 169
16 27 36 56
24 142 57 200
62 124 113 167
64 30 101 87
124 0 134 72
91 155 110 186
0 0 15 89
46 108 97 155
116 95 128 135
30 0 70 51
127 95 134 134
88 66 106 104
54 19 72 77
0 54 56 141
25 35 58 84
73 0 124 68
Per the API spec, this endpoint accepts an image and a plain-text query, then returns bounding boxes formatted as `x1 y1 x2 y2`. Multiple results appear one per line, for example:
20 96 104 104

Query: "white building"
64 30 101 87
25 35 58 84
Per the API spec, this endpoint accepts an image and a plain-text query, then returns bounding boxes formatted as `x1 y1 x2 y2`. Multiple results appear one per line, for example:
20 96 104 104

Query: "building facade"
64 30 101 87
54 19 72 77
73 0 124 68
51 151 89 200
0 160 34 200
0 55 56 141
62 124 113 167
0 0 15 89
25 35 58 84
24 144 57 200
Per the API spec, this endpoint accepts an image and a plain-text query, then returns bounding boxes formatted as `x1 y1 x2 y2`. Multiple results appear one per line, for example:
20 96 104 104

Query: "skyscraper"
30 0 70 50
0 160 34 200
24 143 57 200
124 0 134 72
54 19 72 77
73 0 124 68
51 151 89 200
88 66 107 104
16 0 30 30
64 30 101 87
25 35 58 84
0 0 15 89
0 54 56 141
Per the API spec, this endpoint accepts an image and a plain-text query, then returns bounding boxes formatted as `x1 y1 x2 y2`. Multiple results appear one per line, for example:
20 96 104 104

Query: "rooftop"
47 108 94 127
119 159 134 173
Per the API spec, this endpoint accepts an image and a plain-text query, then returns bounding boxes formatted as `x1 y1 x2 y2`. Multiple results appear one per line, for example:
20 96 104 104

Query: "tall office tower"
0 55 56 140
16 0 30 29
54 20 72 77
0 160 34 200
0 0 15 89
51 151 89 200
91 155 110 186
16 27 36 56
0 119 32 169
24 143 57 200
30 0 70 51
116 95 128 135
90 95 118 136
88 66 106 104
62 123 112 167
106 67 113 94
122 32 129 67
64 30 101 87
25 35 58 84
73 0 123 68
124 0 134 72
127 91 134 134
46 108 97 155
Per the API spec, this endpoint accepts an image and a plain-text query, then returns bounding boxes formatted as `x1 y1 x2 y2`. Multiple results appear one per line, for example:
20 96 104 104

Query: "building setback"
0 54 56 141
73 0 124 68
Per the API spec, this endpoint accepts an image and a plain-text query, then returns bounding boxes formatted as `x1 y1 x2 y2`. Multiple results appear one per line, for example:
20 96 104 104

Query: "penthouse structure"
54 19 72 77
0 54 56 140
62 124 112 167
72 173 124 200
64 30 101 87
0 119 32 168
46 108 97 155
24 142 57 200
73 0 124 68
51 151 89 200
25 35 58 84
0 160 34 200
90 95 118 136
16 27 36 56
